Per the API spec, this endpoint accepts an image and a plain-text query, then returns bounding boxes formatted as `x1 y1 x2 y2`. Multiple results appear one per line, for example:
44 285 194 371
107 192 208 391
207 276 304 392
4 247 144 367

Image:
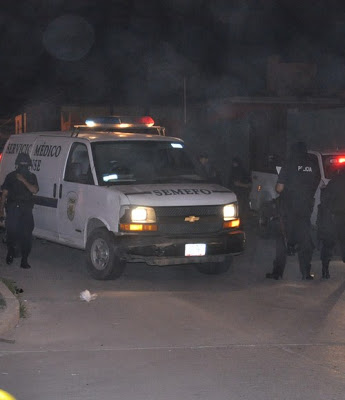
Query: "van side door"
57 142 96 247
31 137 72 241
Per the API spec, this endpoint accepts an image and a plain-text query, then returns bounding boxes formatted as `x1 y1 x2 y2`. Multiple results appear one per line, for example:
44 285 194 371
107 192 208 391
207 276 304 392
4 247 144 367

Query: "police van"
0 116 245 279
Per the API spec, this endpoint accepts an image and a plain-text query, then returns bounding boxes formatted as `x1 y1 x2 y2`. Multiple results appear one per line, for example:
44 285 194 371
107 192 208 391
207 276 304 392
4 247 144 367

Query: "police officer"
266 141 320 280
0 153 39 269
317 161 345 279
195 152 221 184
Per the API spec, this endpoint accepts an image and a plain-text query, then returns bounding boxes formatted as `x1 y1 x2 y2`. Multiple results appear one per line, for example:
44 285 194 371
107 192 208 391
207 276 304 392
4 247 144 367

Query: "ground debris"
80 290 97 302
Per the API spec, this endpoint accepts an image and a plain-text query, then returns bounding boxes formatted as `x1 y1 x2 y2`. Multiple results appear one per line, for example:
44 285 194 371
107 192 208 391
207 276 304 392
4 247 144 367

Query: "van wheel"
196 259 231 275
86 228 126 280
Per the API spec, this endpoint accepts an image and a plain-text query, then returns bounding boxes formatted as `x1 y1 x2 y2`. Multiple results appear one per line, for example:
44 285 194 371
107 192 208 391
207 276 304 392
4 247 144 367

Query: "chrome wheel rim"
91 238 110 270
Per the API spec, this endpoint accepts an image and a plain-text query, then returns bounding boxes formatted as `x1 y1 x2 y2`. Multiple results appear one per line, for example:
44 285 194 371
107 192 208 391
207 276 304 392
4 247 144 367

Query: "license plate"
185 243 206 256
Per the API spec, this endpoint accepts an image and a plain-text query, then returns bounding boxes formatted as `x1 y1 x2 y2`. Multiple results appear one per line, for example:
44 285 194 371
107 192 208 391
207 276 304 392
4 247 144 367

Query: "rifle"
274 196 294 255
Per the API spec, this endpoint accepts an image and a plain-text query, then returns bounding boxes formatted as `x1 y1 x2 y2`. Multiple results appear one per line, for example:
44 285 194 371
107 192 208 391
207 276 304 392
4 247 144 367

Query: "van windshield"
91 140 202 185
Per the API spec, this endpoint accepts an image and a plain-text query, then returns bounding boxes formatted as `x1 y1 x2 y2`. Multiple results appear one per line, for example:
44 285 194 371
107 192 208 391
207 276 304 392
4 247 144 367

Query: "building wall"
287 107 345 151
267 55 317 96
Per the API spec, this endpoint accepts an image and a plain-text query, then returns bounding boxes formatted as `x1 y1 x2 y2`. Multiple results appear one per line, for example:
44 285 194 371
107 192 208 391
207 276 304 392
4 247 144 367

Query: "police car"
250 150 345 235
0 116 245 279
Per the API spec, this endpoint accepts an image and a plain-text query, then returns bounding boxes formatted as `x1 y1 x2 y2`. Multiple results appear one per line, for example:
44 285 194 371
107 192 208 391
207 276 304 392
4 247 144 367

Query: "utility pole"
183 77 187 124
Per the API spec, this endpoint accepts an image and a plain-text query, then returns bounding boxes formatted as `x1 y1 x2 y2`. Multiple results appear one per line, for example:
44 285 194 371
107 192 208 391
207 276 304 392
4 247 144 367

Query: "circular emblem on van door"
67 193 78 221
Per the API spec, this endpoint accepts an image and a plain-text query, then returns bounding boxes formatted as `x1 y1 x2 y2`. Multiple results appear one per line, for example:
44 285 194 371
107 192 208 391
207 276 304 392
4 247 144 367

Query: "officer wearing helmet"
266 141 321 280
0 152 39 269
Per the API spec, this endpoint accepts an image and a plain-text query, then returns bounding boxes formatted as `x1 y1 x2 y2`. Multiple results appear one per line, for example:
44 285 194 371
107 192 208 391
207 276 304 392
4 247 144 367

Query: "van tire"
196 260 231 275
86 228 126 280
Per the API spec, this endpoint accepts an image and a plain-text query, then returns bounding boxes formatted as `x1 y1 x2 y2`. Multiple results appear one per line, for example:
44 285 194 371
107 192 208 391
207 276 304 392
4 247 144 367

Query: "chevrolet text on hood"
0 116 245 280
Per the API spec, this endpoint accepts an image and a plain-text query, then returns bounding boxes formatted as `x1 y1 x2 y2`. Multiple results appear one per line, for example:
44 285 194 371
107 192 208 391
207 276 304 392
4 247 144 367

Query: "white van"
0 116 245 279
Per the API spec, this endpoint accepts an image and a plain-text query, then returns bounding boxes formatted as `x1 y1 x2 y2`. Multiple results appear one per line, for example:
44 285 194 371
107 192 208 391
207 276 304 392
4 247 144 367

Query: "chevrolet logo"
184 215 200 223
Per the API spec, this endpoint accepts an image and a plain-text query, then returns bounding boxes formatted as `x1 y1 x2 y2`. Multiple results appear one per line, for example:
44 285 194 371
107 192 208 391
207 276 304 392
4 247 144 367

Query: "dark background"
1 0 345 117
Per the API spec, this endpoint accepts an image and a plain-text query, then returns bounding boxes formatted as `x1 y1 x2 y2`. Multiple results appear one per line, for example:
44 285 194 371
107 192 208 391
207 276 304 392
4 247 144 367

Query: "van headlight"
120 206 157 232
223 203 237 220
223 203 240 228
131 207 156 223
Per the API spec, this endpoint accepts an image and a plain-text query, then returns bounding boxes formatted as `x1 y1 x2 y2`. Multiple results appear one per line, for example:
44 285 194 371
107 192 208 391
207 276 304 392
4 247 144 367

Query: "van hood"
111 183 237 206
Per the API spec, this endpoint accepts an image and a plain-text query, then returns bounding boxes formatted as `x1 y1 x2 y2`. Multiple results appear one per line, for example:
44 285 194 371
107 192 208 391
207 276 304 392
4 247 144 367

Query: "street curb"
0 281 19 339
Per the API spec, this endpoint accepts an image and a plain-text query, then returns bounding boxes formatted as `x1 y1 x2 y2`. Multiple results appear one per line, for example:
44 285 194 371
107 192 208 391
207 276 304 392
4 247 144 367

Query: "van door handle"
59 184 62 199
53 184 57 198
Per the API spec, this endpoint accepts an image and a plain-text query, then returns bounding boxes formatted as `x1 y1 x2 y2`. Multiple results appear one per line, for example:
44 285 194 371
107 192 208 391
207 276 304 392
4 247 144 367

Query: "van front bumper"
116 230 245 266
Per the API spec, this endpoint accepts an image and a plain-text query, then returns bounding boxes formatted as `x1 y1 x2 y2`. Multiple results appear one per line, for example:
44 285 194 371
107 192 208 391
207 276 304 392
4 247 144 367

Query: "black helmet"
15 152 32 167
290 141 307 155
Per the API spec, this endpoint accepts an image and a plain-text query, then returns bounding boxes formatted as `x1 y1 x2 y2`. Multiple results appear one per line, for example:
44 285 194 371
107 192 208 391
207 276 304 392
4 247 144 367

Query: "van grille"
155 205 224 235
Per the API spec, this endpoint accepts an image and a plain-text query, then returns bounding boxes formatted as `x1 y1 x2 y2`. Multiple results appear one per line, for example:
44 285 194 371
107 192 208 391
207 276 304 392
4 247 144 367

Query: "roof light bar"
85 116 155 128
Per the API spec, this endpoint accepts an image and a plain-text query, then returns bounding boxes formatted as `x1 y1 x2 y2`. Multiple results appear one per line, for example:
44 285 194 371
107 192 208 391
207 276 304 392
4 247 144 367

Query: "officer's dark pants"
272 229 287 277
335 217 345 262
273 213 314 278
320 237 335 266
6 203 34 263
320 215 345 268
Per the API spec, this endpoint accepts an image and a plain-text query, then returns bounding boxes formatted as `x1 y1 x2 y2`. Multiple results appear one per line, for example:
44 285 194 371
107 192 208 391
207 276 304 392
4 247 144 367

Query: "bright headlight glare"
131 207 156 223
223 204 237 220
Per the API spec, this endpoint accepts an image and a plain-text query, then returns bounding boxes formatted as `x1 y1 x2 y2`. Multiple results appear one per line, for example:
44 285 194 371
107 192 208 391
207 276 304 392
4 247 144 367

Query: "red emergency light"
138 116 155 126
330 156 345 165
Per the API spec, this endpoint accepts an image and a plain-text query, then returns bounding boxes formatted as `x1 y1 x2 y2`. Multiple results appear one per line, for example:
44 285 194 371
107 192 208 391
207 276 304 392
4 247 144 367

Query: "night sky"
1 0 345 117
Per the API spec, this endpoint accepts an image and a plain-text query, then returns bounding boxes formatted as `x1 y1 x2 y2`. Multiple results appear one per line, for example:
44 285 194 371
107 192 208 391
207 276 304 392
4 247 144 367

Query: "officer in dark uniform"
195 152 221 184
266 142 320 280
317 161 345 279
0 153 39 269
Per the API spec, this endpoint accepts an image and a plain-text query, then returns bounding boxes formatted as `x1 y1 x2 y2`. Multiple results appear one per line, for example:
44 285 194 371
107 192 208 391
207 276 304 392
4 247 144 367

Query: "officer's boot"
20 253 31 269
301 264 314 280
265 260 283 280
322 261 330 279
6 246 15 265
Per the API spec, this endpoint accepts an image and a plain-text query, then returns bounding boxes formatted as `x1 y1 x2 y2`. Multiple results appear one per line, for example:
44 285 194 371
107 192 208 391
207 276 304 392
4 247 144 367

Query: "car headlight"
223 203 237 221
131 207 156 223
